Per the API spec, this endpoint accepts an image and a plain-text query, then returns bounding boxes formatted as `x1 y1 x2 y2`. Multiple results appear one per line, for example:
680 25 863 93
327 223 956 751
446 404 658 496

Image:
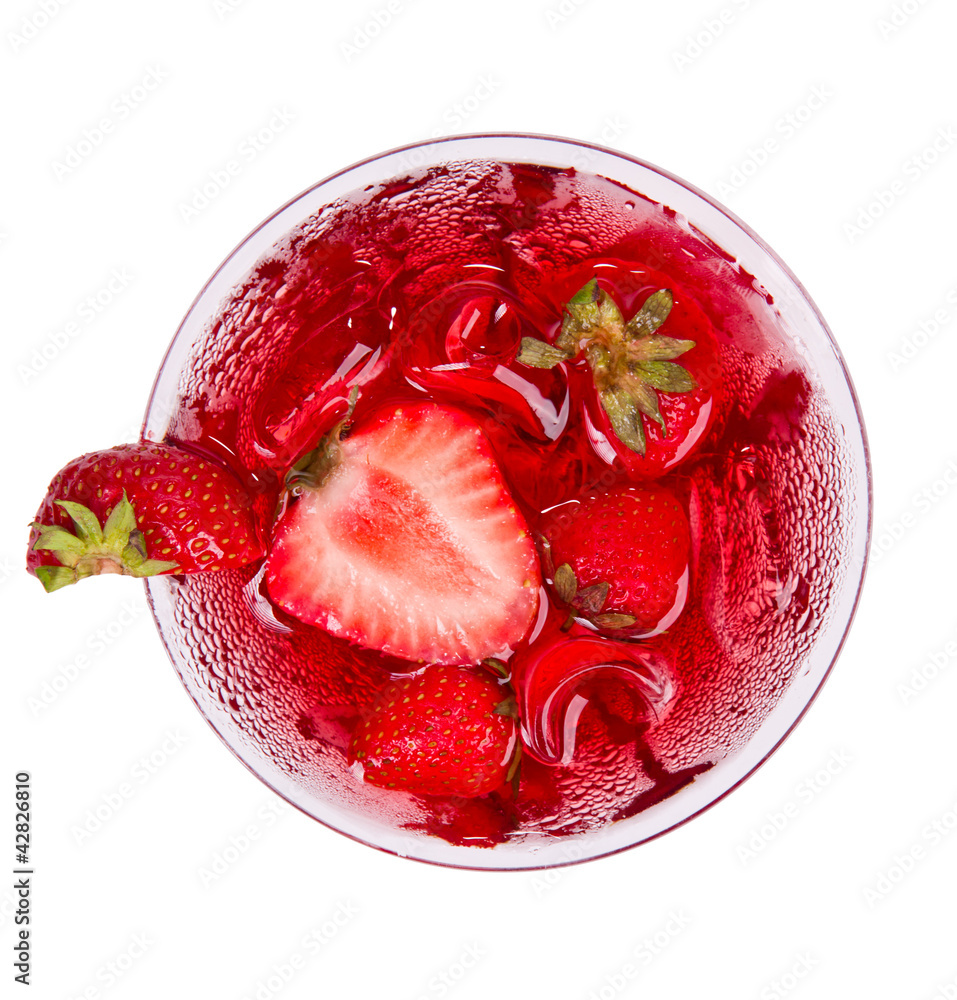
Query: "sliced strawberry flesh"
333 469 464 578
266 404 540 665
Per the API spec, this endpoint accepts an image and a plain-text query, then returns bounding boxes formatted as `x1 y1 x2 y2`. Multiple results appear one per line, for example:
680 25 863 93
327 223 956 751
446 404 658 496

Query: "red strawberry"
349 665 518 798
27 442 264 592
542 484 691 637
265 402 541 665
519 277 722 476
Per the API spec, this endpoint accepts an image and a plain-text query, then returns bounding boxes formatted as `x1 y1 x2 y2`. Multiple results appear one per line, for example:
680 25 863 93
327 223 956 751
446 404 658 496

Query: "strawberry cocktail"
27 135 870 868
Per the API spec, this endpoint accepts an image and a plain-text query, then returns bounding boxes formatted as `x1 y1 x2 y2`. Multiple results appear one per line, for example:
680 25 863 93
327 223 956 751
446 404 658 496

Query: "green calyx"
553 561 637 631
482 657 510 679
493 693 519 719
492 692 522 792
31 492 178 593
505 742 522 788
517 278 696 454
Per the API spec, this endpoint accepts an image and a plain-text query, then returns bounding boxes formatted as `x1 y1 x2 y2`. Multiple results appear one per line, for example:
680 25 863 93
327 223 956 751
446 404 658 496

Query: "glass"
143 134 871 870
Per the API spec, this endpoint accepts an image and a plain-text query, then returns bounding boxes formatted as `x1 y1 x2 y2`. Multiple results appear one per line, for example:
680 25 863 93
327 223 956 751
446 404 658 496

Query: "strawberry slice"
27 442 264 592
265 403 541 665
349 664 518 798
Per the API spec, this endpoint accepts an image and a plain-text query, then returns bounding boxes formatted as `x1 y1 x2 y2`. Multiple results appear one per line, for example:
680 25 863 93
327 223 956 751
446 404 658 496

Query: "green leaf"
131 557 180 577
600 387 646 454
585 342 612 375
517 337 571 369
553 563 578 604
119 525 178 575
627 335 696 363
32 525 86 566
102 492 137 549
55 500 104 545
591 612 638 629
557 279 622 352
121 539 146 570
634 361 697 394
285 414 351 493
573 581 609 616
482 658 509 679
506 742 522 786
595 289 625 328
629 379 667 433
557 312 591 353
626 288 673 338
494 694 518 719
567 277 600 306
34 565 78 593
126 528 148 560
556 319 580 354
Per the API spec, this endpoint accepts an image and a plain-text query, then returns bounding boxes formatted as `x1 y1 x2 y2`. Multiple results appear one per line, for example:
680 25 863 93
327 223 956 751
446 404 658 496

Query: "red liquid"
154 160 847 848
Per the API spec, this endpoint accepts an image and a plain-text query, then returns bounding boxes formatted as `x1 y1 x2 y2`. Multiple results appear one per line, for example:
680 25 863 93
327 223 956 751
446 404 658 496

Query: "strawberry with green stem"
541 483 691 638
27 442 264 592
520 277 718 475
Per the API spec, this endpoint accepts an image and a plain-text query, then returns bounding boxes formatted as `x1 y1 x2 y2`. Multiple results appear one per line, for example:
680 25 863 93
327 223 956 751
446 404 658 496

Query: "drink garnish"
349 664 519 798
27 443 263 592
518 278 697 455
265 402 541 665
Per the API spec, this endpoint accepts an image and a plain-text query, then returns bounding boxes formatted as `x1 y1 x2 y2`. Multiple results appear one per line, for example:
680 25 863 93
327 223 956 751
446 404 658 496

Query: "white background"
3 0 956 997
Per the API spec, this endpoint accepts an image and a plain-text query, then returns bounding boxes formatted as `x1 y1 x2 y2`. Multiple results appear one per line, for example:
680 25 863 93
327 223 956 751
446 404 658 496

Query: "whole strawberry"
27 442 263 592
519 277 722 476
542 484 691 637
349 665 518 798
